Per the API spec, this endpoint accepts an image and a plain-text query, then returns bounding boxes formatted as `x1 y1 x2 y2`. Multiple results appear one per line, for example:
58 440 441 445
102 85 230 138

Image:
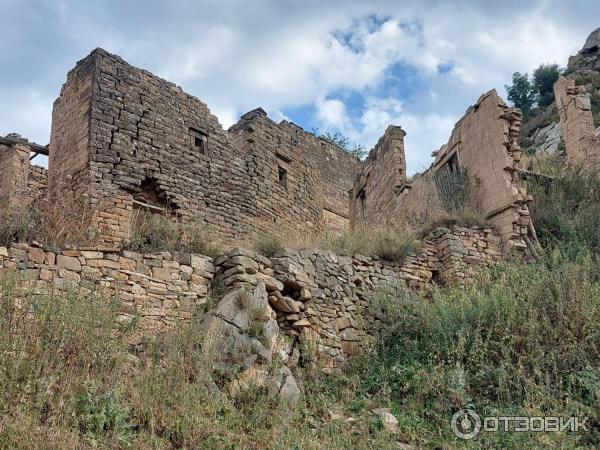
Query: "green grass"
2 164 600 448
305 250 600 448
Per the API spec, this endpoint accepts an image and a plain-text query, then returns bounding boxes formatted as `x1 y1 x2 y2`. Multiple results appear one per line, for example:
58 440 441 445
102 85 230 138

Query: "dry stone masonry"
206 225 501 370
554 76 600 167
0 48 548 258
46 49 361 249
0 134 47 212
351 90 536 253
0 242 214 333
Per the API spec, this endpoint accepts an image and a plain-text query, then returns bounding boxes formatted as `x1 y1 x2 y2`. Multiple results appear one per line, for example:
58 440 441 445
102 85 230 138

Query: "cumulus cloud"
1 0 598 172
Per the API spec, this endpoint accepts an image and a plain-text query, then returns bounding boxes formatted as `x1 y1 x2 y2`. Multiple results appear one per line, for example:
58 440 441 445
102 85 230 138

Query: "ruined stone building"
351 91 535 252
0 48 537 255
4 44 600 255
45 49 361 249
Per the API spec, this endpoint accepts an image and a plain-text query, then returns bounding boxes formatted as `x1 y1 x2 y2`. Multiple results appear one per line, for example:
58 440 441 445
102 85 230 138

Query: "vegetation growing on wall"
312 128 368 159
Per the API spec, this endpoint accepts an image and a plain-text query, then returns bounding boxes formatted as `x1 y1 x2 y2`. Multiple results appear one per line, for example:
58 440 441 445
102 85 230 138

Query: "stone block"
57 255 81 272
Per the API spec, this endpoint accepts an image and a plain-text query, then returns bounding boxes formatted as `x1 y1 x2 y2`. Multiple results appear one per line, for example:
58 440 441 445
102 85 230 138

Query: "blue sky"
1 0 599 173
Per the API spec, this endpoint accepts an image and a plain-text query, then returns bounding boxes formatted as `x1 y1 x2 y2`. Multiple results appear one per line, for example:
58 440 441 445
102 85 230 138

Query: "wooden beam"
132 199 165 212
0 137 49 156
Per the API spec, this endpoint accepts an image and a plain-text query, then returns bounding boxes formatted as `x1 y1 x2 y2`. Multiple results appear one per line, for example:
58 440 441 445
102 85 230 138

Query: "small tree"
505 72 536 118
313 129 368 159
533 63 562 107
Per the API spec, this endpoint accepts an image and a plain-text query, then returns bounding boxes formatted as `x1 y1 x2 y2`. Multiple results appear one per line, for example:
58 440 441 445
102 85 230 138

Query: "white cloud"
1 0 599 174
316 98 348 128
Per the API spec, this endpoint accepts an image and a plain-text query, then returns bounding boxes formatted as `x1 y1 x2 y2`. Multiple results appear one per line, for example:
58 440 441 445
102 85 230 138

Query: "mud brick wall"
0 243 214 332
554 76 600 167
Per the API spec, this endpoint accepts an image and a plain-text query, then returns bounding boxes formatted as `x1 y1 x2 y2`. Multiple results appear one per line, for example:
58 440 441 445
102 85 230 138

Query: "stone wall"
0 139 48 211
351 90 535 253
212 225 501 369
47 48 362 249
0 243 214 333
0 224 500 368
350 126 407 229
49 48 256 248
228 110 361 237
433 91 533 251
554 76 600 167
0 143 29 211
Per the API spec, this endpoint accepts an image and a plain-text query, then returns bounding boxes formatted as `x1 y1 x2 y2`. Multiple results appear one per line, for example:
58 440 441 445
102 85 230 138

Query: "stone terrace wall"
213 225 502 369
0 243 214 333
0 224 500 368
554 76 600 167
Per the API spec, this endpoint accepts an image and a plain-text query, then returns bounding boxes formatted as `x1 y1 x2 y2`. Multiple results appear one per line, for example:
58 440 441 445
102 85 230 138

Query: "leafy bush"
312 128 368 159
533 63 562 107
506 72 536 118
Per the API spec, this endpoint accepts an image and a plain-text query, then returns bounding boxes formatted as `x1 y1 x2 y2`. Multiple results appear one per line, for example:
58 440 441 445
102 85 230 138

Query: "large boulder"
201 281 302 405
568 28 600 72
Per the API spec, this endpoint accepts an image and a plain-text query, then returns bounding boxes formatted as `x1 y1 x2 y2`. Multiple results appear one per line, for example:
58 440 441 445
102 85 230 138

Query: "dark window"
278 165 288 189
189 128 208 154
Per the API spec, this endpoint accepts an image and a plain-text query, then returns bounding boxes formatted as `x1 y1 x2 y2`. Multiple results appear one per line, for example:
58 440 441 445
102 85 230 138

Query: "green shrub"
253 233 284 257
76 383 133 444
528 168 600 255
305 251 600 448
247 322 269 348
